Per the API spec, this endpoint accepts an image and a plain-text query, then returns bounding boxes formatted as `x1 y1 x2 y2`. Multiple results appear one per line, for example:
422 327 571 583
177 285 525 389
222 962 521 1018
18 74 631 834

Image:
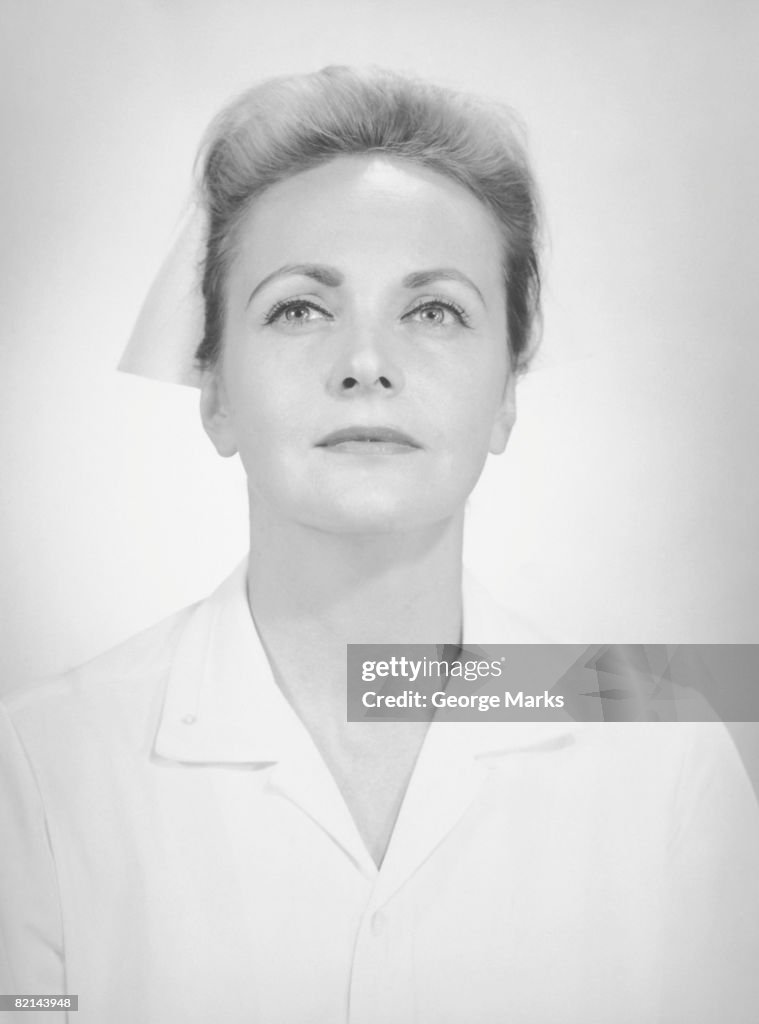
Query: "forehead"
230 155 505 288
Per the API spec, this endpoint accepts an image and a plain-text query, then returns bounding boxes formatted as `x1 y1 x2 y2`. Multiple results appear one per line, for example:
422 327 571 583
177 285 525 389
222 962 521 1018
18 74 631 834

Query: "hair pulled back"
195 66 542 371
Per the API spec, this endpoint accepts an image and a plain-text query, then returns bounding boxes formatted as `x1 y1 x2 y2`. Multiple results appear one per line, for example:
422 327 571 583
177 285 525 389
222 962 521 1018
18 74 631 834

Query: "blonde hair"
196 65 542 371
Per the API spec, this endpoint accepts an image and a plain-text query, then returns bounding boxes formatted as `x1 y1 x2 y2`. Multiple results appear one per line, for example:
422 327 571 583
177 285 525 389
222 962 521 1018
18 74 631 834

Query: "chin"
297 488 464 536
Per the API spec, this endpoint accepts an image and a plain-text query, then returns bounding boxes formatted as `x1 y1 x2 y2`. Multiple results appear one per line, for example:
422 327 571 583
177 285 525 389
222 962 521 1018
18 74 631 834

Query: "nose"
326 324 405 398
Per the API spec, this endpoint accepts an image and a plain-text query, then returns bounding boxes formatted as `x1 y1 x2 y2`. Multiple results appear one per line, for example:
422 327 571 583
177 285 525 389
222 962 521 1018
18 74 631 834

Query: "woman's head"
197 67 543 536
195 65 541 374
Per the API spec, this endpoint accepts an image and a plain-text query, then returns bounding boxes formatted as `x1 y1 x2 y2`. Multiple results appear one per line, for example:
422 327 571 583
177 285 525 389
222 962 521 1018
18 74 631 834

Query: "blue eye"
404 299 471 328
263 299 332 326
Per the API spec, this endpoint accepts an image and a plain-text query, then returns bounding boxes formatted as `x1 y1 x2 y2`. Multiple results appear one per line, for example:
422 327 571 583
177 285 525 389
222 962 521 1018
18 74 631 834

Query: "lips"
316 426 421 453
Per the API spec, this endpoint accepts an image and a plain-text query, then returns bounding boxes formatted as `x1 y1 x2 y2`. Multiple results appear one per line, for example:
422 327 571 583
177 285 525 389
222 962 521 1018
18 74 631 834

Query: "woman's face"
201 155 517 535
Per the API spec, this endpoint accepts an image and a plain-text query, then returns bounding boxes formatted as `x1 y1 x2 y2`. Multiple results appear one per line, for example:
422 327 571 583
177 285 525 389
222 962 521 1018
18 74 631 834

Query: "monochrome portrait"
2 4 758 1022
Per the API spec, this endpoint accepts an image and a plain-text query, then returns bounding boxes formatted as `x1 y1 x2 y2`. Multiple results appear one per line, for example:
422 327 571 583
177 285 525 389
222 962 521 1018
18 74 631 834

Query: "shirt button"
181 714 197 725
371 912 386 936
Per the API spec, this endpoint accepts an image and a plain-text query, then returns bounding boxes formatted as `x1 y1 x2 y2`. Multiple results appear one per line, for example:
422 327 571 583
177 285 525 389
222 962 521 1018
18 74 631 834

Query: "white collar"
153 558 576 765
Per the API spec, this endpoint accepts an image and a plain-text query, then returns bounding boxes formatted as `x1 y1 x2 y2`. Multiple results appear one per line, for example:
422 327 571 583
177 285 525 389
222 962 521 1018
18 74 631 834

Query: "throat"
318 721 431 869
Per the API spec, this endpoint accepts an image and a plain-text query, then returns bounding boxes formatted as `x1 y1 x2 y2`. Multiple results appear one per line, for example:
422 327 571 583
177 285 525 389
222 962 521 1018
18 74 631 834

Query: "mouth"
316 426 422 455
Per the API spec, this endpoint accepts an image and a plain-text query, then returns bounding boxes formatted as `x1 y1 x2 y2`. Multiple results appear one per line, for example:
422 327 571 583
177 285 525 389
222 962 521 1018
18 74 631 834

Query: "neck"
247 505 465 649
244 502 464 722
245 505 465 729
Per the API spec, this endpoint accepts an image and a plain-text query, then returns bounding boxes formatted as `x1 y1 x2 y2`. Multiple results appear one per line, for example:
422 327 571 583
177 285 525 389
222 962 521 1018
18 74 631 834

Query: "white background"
1 0 758 693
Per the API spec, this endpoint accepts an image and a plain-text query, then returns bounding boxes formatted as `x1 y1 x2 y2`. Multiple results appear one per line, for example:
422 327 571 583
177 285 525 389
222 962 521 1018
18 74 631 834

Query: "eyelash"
262 295 472 328
407 297 471 328
262 298 332 325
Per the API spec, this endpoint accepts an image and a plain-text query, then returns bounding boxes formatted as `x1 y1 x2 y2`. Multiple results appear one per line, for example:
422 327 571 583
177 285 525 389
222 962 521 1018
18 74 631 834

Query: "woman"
1 66 758 1023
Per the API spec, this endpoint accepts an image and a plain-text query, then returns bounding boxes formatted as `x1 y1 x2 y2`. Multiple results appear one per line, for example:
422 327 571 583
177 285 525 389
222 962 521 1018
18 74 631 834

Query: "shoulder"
575 719 746 768
574 720 758 836
0 602 197 754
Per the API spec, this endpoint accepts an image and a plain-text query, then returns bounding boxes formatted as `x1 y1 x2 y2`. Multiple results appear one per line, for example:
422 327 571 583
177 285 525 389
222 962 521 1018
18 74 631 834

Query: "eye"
263 298 332 326
403 298 471 329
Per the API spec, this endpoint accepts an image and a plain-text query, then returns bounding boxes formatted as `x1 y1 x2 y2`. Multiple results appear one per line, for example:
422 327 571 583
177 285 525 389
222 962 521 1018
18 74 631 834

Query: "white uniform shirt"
1 562 758 1023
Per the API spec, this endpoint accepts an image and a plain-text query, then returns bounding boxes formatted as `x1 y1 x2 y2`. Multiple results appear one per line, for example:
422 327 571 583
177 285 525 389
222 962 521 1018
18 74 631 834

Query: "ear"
488 371 517 455
199 371 238 458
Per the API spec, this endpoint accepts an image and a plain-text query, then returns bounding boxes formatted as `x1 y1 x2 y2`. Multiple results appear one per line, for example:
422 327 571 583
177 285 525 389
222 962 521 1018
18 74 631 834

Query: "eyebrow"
401 268 486 307
247 264 344 307
246 263 486 307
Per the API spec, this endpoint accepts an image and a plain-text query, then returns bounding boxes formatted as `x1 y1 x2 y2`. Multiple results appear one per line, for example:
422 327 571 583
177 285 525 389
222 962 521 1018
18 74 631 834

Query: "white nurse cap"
118 201 207 388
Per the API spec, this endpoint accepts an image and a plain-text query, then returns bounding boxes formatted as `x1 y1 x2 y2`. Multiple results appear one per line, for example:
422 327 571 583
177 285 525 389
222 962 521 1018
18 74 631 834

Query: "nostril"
338 375 393 391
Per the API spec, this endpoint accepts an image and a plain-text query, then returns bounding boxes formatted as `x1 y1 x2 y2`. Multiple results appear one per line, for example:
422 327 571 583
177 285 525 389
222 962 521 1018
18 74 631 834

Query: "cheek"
437 355 509 437
224 350 299 439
